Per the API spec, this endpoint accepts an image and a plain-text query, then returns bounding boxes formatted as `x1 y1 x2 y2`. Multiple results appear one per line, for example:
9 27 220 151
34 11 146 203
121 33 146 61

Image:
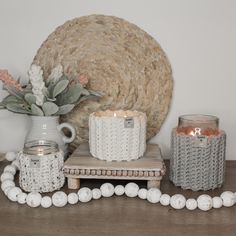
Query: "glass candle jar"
19 140 65 193
23 140 59 156
89 110 146 161
176 114 219 136
170 114 226 191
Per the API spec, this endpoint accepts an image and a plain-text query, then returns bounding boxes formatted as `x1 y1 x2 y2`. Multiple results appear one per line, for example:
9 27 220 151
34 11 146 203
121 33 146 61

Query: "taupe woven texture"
33 15 173 152
18 151 65 193
170 130 226 191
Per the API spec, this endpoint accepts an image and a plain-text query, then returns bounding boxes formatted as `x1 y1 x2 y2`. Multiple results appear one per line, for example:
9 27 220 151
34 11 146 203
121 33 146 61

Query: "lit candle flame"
189 128 201 136
114 112 117 117
189 131 195 136
37 147 44 156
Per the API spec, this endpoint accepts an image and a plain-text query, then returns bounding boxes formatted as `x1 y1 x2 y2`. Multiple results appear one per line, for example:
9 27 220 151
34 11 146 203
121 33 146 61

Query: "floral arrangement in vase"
0 64 101 116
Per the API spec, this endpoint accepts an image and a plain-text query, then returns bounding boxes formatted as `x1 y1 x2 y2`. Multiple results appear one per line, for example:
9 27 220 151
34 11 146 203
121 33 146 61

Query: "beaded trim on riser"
63 168 166 178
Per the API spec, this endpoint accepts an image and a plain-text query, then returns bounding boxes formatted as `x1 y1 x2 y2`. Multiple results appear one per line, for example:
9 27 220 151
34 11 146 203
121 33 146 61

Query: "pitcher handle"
57 122 76 144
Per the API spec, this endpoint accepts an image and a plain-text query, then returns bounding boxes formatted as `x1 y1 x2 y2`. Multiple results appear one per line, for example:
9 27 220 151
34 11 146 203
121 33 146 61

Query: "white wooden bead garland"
212 196 223 209
78 187 92 202
197 195 212 211
170 194 186 209
17 192 27 204
138 188 148 200
68 193 79 204
1 153 236 211
52 191 67 207
160 194 171 206
41 196 52 208
5 152 17 162
114 185 125 196
7 187 22 201
92 188 102 200
186 198 197 210
26 192 42 208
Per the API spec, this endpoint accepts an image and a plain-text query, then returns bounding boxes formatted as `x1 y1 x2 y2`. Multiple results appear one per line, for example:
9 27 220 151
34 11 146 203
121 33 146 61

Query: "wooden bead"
75 169 80 175
138 171 144 177
100 183 114 197
148 171 154 177
80 169 85 175
154 171 160 177
107 170 111 176
117 170 122 176
112 170 116 176
85 169 91 175
125 183 139 197
70 169 75 175
128 170 133 177
97 170 102 176
122 170 127 176
102 170 106 175
133 171 138 177
144 171 148 177
91 170 96 175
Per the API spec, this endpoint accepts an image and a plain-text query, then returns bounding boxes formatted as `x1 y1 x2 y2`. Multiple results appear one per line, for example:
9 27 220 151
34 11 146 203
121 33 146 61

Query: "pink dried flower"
0 69 22 91
78 75 89 86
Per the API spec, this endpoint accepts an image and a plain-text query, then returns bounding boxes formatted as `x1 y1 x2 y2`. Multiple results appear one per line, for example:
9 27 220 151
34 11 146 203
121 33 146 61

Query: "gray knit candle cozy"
170 129 226 191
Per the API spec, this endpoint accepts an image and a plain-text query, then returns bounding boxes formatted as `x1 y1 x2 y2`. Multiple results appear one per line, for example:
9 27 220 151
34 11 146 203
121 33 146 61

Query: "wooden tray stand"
63 143 166 189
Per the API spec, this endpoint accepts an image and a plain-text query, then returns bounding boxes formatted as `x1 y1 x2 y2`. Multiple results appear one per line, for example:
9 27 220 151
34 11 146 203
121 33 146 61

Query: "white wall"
0 0 236 159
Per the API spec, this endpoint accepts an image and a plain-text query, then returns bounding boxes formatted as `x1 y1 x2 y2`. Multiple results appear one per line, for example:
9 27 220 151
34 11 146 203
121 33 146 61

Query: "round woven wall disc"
33 14 173 152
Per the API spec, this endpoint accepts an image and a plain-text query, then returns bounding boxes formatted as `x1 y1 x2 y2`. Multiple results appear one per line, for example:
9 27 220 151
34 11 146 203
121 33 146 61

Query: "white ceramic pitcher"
25 116 76 152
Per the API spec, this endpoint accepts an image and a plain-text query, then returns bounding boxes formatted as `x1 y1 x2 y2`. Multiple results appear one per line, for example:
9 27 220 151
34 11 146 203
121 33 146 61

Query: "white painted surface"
0 110 30 152
0 0 235 159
